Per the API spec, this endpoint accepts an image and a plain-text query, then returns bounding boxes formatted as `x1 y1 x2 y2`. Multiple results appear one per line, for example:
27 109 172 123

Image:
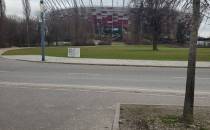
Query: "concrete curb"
2 57 210 69
112 103 120 130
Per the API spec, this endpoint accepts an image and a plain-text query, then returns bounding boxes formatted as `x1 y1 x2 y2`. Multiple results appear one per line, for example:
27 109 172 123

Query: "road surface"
0 58 210 92
0 58 209 130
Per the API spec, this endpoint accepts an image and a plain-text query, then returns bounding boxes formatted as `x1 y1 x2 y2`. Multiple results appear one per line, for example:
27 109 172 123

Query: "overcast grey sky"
4 0 210 37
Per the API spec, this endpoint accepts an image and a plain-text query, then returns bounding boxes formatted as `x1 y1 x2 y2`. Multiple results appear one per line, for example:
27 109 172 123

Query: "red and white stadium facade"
87 7 129 30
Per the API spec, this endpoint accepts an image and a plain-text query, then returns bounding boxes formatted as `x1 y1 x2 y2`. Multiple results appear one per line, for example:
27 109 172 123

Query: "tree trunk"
153 31 158 51
22 0 31 47
152 11 159 51
0 0 5 47
26 18 30 47
183 0 200 124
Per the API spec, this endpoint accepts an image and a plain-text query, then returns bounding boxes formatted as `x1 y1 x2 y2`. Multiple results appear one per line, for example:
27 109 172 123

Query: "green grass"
160 115 179 125
3 44 210 61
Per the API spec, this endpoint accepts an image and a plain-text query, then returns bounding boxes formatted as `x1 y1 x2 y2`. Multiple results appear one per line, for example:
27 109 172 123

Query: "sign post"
40 0 45 61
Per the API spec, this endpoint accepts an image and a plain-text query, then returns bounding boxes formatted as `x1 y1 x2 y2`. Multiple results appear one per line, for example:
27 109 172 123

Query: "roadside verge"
115 104 210 130
0 47 20 55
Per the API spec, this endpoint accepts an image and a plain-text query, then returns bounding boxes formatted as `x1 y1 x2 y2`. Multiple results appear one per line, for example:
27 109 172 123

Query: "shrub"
98 40 112 45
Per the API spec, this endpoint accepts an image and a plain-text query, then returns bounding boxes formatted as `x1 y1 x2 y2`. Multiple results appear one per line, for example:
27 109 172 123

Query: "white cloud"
5 0 22 17
199 19 210 38
5 0 39 17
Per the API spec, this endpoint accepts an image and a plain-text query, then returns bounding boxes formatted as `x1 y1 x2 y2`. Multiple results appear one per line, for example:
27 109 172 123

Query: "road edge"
2 57 210 69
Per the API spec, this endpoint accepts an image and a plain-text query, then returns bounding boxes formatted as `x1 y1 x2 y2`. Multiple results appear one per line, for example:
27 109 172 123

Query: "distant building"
46 7 192 43
87 7 129 38
197 37 210 47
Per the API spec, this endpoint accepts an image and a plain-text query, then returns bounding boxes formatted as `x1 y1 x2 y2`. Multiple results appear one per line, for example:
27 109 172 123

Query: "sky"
4 0 210 38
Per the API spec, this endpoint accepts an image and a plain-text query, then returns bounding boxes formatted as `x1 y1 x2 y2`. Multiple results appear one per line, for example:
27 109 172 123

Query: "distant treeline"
0 16 40 48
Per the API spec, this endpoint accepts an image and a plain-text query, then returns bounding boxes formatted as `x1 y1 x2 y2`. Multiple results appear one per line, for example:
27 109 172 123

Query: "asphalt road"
0 58 210 130
0 58 210 92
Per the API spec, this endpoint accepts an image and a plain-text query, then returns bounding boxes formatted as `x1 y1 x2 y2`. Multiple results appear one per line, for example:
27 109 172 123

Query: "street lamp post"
40 0 45 62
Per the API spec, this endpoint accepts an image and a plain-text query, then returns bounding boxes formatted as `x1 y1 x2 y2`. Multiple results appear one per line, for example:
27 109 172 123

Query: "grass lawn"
2 44 210 61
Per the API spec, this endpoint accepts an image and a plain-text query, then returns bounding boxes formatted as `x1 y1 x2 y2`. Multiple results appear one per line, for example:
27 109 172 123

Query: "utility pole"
40 0 45 61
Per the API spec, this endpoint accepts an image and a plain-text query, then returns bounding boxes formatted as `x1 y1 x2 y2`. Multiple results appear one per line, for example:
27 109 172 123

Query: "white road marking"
67 72 102 76
197 77 210 80
0 81 209 98
173 76 210 80
0 70 9 73
173 77 185 79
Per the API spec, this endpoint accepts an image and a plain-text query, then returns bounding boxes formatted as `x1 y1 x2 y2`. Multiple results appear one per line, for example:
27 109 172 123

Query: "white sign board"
68 48 80 58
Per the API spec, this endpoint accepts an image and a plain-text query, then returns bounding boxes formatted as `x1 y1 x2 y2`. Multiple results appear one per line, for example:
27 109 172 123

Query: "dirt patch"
119 105 210 130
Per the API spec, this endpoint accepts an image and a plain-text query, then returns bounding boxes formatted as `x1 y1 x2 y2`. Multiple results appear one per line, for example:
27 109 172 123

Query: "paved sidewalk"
2 55 210 68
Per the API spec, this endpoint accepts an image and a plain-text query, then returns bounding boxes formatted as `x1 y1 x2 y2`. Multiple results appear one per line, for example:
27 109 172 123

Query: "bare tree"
0 0 5 18
176 16 191 45
183 0 210 124
0 0 5 47
145 0 182 50
22 0 31 47
129 2 144 43
129 0 182 50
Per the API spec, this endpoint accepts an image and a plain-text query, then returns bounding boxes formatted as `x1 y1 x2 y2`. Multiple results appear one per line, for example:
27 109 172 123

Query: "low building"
197 37 210 47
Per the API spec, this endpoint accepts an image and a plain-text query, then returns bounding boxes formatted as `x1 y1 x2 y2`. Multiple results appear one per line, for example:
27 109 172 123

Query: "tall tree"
22 0 31 47
129 0 182 50
0 0 5 18
146 0 182 51
0 0 5 47
183 0 200 124
182 0 210 124
129 2 144 43
176 18 191 45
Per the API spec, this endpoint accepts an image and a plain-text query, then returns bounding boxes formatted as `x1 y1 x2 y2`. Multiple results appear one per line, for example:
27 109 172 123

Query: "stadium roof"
44 0 130 11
